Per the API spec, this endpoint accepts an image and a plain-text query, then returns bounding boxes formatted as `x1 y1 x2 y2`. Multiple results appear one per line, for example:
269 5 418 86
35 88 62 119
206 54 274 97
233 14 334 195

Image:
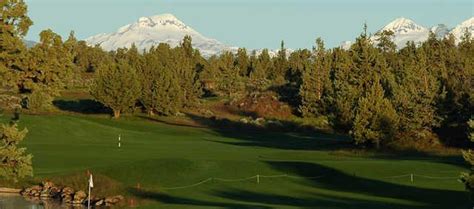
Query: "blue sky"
25 0 473 49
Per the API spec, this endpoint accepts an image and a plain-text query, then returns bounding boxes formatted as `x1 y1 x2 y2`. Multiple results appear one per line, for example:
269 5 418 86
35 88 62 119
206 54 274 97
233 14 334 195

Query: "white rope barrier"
413 174 459 180
383 174 412 179
157 173 460 190
214 176 258 182
160 178 213 190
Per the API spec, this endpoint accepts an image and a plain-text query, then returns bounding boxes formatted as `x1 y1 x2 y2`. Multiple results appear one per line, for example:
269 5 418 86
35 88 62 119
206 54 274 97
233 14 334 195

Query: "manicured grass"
1 114 471 209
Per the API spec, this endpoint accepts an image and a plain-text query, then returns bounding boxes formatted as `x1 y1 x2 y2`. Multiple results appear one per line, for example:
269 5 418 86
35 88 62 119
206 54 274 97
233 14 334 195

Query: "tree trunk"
113 110 121 119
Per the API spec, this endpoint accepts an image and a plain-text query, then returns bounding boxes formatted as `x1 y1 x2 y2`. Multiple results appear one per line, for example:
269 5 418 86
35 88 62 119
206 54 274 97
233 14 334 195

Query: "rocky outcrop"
20 181 123 207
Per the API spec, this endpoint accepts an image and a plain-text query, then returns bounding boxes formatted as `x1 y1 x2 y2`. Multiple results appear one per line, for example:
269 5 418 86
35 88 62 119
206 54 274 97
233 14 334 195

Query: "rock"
105 195 124 205
95 198 105 206
61 187 74 203
49 186 61 198
42 181 55 190
72 190 87 205
239 118 249 124
0 187 22 194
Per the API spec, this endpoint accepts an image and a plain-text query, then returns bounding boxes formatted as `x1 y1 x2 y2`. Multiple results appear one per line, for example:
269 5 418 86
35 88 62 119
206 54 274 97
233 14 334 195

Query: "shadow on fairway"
184 113 467 169
186 113 352 151
127 161 470 209
129 188 271 209
53 99 111 114
213 160 470 209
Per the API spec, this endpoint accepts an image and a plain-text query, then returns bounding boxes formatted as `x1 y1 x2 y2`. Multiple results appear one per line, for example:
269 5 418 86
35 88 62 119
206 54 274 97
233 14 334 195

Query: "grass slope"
1 114 471 209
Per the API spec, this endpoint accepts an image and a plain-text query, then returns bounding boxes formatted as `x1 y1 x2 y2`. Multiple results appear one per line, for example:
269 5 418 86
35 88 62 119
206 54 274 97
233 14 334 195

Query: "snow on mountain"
373 17 430 48
85 14 234 57
342 17 474 49
451 17 474 43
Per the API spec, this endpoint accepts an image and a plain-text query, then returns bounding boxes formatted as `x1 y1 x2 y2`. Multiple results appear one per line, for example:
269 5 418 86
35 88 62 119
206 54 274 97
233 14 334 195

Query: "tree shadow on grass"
53 99 110 114
187 113 351 151
185 113 467 169
128 188 271 209
229 160 469 209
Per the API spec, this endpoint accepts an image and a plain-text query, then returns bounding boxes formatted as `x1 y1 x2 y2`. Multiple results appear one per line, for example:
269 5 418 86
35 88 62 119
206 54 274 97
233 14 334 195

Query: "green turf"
2 114 471 209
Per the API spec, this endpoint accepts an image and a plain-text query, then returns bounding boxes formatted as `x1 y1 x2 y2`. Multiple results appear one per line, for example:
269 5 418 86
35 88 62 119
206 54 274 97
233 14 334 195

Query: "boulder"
105 195 124 205
42 181 55 190
95 198 105 206
0 187 22 194
72 190 87 205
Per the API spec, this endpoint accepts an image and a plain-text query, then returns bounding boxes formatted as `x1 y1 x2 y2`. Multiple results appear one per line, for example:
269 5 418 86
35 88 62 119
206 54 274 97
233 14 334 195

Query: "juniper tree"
91 61 140 118
0 122 33 182
0 0 33 88
22 29 73 110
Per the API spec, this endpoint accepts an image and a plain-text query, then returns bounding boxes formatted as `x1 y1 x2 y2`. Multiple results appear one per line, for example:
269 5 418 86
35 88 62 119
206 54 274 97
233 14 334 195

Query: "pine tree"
375 30 396 54
250 49 272 91
393 43 439 134
90 61 140 118
213 52 244 97
0 122 33 182
152 67 184 115
331 48 355 129
299 38 331 117
351 76 399 148
270 41 288 85
285 49 313 106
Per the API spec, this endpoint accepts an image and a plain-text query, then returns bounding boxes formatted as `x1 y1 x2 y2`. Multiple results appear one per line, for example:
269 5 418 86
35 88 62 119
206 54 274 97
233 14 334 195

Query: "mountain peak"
133 13 188 30
451 17 474 43
382 17 427 34
86 13 231 57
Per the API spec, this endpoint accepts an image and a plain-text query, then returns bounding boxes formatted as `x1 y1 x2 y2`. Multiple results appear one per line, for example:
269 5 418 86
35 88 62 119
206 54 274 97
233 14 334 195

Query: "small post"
118 134 121 148
410 173 414 183
257 175 260 184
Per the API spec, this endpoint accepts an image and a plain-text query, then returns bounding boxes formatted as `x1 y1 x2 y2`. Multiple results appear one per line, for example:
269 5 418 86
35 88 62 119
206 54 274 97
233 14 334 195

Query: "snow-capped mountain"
451 17 474 43
372 17 430 48
86 14 234 57
342 17 474 49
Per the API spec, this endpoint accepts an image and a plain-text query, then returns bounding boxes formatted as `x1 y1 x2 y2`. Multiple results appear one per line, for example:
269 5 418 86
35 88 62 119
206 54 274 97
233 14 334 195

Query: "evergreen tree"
173 36 202 106
375 30 396 54
393 44 439 134
299 38 331 117
331 48 355 129
285 49 313 106
22 29 73 110
351 76 399 148
151 67 184 115
0 0 33 88
461 119 474 195
235 48 250 77
91 61 140 118
250 49 272 91
214 52 244 97
0 122 32 182
270 41 288 85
